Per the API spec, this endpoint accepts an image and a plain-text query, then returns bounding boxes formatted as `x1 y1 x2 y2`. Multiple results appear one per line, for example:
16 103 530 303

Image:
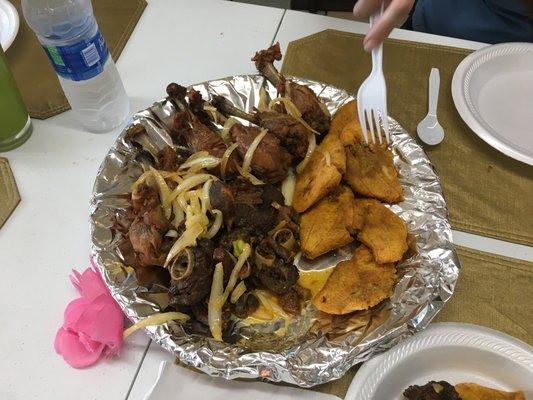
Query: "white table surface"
1 2 531 400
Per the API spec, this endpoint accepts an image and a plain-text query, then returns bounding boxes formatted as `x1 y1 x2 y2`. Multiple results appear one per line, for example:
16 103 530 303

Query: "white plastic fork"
356 2 390 145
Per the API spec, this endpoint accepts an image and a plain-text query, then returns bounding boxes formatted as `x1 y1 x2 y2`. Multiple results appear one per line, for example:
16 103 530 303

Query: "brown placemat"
311 246 533 398
6 0 147 119
282 30 533 247
0 158 21 229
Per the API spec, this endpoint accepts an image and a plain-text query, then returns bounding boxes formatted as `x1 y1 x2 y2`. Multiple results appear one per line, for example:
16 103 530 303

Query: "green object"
232 240 246 257
0 46 32 151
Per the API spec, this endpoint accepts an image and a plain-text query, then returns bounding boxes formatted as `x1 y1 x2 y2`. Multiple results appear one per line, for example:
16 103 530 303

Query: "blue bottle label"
43 29 109 81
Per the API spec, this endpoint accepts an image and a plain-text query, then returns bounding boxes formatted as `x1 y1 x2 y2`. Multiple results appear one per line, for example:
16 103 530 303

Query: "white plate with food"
0 0 19 51
346 322 533 400
452 42 533 166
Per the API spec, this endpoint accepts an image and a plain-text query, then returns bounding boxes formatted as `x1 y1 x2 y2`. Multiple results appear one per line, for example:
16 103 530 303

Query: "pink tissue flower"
54 260 124 368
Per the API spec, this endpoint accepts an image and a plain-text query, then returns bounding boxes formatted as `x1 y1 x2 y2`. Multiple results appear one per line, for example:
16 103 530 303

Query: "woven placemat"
5 0 147 119
311 245 533 398
0 158 20 229
281 30 533 247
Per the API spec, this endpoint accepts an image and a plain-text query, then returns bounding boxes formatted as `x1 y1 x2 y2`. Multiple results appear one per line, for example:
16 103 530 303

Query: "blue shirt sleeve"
412 0 533 43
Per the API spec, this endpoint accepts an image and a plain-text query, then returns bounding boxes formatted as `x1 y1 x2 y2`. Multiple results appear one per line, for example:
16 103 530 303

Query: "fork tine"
365 109 376 145
382 111 390 144
357 100 369 144
373 110 382 145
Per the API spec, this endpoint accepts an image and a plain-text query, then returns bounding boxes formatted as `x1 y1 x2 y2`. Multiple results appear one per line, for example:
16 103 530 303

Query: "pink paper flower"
55 260 124 368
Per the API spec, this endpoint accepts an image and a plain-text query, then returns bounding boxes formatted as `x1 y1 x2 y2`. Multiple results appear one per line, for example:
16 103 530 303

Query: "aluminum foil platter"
90 74 460 387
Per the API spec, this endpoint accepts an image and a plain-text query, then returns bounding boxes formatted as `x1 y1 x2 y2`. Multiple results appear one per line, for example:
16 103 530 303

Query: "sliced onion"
220 142 238 180
169 248 195 281
257 86 270 112
203 104 219 124
223 243 252 299
171 200 184 228
323 150 331 166
164 222 204 268
254 289 289 319
242 128 268 176
235 164 265 186
131 170 153 190
255 250 275 268
148 167 173 219
230 281 247 304
268 97 319 135
165 229 178 238
281 169 295 206
296 131 316 173
221 117 239 144
179 155 220 172
166 173 216 206
208 262 224 341
201 179 213 213
123 312 189 339
273 228 296 250
204 209 223 239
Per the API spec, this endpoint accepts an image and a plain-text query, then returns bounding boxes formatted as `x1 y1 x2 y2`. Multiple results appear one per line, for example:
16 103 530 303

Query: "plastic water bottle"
21 0 129 132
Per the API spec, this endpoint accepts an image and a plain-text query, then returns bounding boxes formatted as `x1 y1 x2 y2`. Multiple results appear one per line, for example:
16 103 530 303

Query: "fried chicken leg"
252 43 331 134
212 94 309 159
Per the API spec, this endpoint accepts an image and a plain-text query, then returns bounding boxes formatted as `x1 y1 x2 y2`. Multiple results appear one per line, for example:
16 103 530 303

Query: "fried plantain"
341 120 403 203
455 383 525 400
313 245 397 314
328 100 357 138
300 186 355 259
293 133 346 213
357 200 408 264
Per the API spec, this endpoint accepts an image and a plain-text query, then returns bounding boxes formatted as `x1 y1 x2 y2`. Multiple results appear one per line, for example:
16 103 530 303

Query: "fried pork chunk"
292 133 346 213
300 186 354 259
313 245 397 314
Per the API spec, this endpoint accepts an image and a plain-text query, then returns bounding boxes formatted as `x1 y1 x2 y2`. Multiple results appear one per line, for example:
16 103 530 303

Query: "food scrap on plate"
403 381 525 400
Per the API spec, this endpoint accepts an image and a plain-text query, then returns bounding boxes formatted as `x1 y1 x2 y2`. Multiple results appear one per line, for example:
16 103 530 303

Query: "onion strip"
296 131 316 173
179 155 220 172
242 128 268 176
223 243 252 299
230 281 247 304
236 164 264 185
281 169 295 206
164 222 204 268
149 167 173 219
208 263 224 341
220 142 238 180
123 312 189 339
166 174 216 206
221 117 239 144
204 209 223 239
201 179 213 213
268 97 319 135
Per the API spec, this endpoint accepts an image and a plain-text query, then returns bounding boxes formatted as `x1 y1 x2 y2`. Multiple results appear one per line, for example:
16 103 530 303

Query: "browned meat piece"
131 183 160 216
186 88 214 126
230 123 292 183
226 180 285 235
169 239 214 306
166 82 187 107
232 292 260 319
278 288 301 315
156 146 180 171
212 95 309 159
252 43 331 134
209 180 234 224
142 206 169 233
128 217 166 267
253 258 299 294
403 381 461 400
213 247 234 285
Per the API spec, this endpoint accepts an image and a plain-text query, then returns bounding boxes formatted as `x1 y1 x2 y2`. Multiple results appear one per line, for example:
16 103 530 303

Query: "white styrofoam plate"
0 0 19 51
345 323 533 400
452 42 533 165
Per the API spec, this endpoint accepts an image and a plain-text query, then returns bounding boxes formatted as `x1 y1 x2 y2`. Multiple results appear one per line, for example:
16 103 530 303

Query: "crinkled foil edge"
89 74 460 387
